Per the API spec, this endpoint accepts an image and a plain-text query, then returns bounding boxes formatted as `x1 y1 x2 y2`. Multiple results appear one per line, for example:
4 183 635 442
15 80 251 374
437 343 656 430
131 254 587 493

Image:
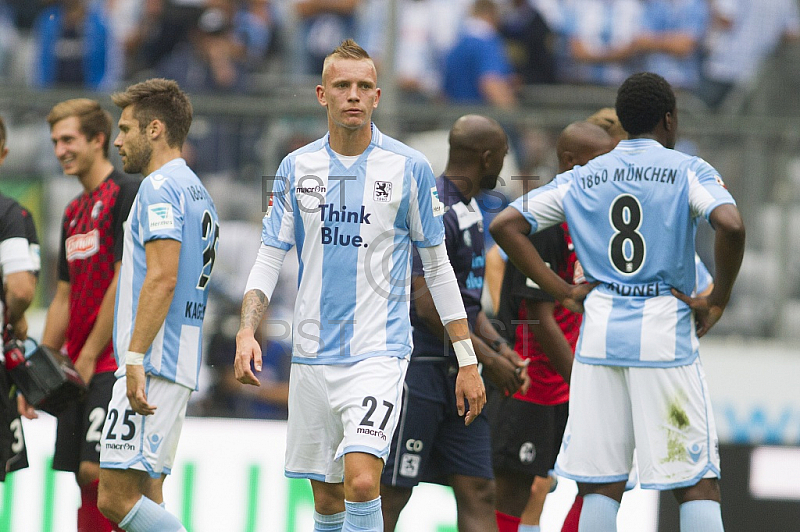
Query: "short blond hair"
321 39 375 81
111 78 193 148
586 107 628 142
47 99 113 157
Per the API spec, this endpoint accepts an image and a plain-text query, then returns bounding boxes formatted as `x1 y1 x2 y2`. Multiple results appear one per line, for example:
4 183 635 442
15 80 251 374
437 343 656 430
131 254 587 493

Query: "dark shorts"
486 384 568 478
0 369 27 480
381 359 493 488
53 371 115 472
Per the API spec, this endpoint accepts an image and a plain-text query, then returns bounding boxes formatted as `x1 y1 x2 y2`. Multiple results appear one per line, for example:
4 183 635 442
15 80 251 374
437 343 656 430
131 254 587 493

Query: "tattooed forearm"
240 289 268 332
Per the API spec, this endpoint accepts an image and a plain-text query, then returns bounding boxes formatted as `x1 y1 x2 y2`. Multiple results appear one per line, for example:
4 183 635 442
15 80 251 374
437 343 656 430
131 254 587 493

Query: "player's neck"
443 165 480 200
143 148 183 177
328 122 372 156
79 159 114 193
628 132 664 146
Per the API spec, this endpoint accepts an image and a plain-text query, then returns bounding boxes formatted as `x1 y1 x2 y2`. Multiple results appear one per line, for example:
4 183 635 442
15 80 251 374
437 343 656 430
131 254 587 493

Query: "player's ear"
316 85 327 107
148 119 165 141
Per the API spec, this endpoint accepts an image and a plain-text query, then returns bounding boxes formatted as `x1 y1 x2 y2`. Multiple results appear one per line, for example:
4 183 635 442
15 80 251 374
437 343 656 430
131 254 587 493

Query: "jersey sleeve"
137 174 184 243
686 157 736 221
412 200 458 277
111 177 140 261
508 173 569 235
0 201 39 276
261 158 295 251
407 158 445 247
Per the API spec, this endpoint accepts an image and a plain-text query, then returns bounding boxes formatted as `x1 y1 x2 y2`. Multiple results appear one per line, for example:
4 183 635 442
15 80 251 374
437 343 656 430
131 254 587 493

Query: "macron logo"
148 203 175 231
150 174 167 190
149 434 162 453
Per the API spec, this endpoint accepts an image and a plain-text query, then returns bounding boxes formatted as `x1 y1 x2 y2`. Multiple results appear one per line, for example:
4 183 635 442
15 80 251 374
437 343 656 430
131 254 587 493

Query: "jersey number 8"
608 194 646 275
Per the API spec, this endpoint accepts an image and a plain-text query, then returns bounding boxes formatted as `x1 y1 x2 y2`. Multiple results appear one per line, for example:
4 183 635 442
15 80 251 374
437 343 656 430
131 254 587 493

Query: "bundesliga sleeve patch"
148 203 175 231
431 186 444 217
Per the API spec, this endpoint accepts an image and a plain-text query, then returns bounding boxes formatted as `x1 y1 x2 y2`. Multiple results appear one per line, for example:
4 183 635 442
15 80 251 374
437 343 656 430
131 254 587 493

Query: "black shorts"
53 371 115 472
381 360 493 489
0 369 27 480
486 384 568 478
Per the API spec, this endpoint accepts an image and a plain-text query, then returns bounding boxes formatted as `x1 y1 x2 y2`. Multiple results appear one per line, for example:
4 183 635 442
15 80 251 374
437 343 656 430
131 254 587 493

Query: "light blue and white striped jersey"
511 139 735 367
114 158 219 390
262 125 445 364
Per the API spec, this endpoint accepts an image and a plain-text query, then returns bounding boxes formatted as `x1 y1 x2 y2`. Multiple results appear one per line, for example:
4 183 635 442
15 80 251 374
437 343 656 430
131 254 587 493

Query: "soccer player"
234 40 486 532
22 98 139 532
0 114 39 480
490 72 745 532
489 121 615 532
97 79 219 532
380 115 528 532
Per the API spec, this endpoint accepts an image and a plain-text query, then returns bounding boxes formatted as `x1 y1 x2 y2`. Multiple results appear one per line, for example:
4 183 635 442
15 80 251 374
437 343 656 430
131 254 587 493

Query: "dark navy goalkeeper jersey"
410 175 486 359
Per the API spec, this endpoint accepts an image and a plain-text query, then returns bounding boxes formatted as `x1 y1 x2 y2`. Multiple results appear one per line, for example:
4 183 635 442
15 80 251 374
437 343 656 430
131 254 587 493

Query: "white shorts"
99 375 192 478
285 356 408 483
555 358 720 490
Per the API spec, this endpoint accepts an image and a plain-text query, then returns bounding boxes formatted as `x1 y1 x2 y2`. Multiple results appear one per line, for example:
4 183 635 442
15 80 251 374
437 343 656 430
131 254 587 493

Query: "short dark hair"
47 99 113 157
111 78 193 148
615 72 676 136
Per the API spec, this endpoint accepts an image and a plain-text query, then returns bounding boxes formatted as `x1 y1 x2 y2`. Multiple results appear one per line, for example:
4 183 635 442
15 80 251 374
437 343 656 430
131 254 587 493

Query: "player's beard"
123 139 153 175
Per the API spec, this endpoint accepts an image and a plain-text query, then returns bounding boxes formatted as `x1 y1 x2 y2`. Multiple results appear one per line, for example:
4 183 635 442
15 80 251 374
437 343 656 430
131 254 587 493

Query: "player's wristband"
126 351 145 366
453 339 479 367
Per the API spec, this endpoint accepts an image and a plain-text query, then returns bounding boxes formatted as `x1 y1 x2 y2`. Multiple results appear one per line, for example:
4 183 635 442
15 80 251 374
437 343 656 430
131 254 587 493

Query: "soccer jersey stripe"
640 295 678 363
293 152 326 360
576 290 611 360
177 324 200 385
352 149 406 356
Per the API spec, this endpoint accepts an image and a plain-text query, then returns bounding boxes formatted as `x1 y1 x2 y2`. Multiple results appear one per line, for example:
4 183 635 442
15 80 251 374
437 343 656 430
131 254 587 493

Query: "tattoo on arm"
240 290 268 332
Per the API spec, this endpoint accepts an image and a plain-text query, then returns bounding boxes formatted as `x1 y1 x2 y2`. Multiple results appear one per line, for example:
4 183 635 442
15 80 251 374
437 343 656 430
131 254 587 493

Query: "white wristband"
453 339 478 367
126 351 145 366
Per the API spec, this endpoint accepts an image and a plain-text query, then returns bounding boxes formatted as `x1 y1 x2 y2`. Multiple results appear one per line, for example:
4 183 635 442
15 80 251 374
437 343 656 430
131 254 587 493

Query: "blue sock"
579 494 619 532
314 510 346 531
519 525 540 532
343 497 383 532
119 496 186 532
680 500 724 532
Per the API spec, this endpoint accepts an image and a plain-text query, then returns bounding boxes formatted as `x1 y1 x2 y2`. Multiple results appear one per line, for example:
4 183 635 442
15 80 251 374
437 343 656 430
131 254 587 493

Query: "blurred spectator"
696 0 800 109
156 4 250 176
31 0 120 90
233 0 276 68
443 0 517 108
0 2 18 81
122 0 196 80
499 0 556 84
560 0 645 86
293 0 361 75
636 0 709 90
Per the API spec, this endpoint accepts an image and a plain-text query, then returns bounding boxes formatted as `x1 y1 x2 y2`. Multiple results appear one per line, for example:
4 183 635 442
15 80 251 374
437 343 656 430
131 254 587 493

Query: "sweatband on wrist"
126 351 145 366
453 339 478 367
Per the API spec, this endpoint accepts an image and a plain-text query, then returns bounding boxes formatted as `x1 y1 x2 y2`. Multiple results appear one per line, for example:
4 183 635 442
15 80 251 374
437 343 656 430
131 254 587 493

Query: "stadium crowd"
0 0 797 110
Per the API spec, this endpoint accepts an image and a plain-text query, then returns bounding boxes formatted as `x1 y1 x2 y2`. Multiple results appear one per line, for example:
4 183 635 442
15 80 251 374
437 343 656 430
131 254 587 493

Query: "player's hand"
484 346 530 396
455 364 486 426
503 348 531 396
126 365 156 416
74 351 97 385
17 394 37 419
671 288 724 338
10 315 28 340
234 328 262 387
561 281 600 314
